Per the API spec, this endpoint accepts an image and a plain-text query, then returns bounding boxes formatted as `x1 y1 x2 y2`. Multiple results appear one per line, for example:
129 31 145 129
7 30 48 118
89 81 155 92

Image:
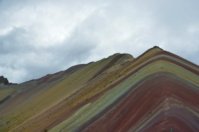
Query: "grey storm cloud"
0 0 199 83
0 26 96 82
0 27 34 54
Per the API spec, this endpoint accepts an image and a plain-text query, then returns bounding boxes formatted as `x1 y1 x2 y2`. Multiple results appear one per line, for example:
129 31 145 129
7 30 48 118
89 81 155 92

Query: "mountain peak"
152 45 163 50
148 45 164 52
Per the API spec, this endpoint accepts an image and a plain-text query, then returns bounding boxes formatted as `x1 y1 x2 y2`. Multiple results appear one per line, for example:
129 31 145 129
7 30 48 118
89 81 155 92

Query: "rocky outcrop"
0 76 9 85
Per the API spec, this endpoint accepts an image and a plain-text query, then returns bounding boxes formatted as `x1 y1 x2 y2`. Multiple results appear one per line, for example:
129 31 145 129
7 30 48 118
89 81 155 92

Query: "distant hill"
0 46 198 132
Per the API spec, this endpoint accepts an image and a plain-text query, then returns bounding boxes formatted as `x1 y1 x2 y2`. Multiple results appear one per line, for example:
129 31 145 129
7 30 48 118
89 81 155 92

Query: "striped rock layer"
0 46 198 132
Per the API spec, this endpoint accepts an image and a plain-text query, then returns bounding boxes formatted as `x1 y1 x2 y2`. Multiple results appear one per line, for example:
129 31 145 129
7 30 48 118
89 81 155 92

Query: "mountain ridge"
0 46 198 132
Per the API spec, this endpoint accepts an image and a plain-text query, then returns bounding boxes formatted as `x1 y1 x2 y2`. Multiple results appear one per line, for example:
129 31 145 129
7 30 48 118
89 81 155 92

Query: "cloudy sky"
0 0 199 83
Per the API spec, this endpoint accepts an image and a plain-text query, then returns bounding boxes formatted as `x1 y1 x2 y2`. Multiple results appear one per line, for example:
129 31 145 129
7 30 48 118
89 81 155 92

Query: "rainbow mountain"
0 46 198 132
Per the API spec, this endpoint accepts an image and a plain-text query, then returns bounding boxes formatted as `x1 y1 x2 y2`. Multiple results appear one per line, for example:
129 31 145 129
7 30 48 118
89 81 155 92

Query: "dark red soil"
80 73 199 132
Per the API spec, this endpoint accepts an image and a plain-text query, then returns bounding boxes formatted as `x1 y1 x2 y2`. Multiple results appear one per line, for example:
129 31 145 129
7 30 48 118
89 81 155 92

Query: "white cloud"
0 0 199 83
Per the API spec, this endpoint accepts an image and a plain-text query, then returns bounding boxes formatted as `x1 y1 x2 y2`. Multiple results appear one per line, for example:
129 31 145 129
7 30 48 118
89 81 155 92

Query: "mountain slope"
0 46 198 132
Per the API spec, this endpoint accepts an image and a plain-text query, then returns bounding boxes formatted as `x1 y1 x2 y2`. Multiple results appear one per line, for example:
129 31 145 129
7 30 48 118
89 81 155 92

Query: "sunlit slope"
0 46 198 132
49 47 198 132
0 88 15 105
0 53 134 131
50 59 198 132
10 54 134 132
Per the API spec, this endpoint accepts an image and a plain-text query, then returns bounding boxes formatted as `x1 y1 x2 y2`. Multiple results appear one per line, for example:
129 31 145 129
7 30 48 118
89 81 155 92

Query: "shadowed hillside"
0 46 198 132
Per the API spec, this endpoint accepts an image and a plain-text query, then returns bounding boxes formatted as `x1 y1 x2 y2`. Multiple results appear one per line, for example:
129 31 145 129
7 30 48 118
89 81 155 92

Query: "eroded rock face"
0 76 9 85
